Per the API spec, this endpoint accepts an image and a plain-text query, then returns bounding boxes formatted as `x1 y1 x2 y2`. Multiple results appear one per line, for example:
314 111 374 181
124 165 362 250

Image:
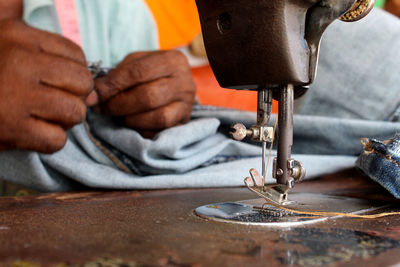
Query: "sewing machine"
194 0 375 204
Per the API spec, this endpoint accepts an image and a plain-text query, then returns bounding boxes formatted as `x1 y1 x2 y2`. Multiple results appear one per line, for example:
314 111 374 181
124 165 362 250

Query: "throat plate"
195 193 387 227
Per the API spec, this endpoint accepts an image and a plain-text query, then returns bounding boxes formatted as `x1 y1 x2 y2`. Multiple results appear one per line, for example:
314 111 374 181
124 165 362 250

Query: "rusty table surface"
1 169 400 267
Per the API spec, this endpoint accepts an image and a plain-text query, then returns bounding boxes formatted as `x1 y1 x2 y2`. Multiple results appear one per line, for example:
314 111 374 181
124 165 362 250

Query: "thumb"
85 90 99 106
92 70 127 104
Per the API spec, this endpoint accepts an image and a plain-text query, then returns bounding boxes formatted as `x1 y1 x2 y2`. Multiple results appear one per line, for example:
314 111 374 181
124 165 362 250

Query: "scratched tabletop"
1 169 400 267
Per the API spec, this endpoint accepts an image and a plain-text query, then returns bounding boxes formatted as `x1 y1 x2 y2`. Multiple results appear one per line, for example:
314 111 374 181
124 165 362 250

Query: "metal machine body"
195 0 375 203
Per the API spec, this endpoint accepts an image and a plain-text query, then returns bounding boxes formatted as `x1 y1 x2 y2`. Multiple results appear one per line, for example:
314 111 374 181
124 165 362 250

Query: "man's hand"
0 20 93 153
88 50 196 136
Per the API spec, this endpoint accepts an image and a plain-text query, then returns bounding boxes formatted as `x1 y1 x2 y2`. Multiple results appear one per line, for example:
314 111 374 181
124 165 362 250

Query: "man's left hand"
88 50 196 136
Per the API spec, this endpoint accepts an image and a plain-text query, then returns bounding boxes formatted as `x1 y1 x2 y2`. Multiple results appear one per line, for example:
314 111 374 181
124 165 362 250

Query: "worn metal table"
1 169 400 266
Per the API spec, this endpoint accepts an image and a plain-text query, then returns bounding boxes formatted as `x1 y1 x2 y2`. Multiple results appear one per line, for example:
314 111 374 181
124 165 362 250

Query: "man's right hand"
0 20 93 153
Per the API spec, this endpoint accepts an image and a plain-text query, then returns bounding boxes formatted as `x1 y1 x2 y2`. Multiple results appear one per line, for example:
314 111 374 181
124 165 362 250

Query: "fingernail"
86 91 99 106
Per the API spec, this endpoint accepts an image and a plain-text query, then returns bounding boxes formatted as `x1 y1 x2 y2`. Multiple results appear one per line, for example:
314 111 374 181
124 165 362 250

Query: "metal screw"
276 168 284 177
287 178 295 189
287 159 295 169
229 123 249 141
291 160 306 182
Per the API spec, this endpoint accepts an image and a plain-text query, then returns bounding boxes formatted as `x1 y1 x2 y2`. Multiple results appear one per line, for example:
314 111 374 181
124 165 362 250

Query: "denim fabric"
356 134 400 198
0 9 399 192
298 8 400 198
0 104 398 191
297 9 400 121
191 106 400 156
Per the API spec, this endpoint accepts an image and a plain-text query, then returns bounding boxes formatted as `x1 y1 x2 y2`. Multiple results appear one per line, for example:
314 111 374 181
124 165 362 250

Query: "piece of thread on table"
261 202 400 219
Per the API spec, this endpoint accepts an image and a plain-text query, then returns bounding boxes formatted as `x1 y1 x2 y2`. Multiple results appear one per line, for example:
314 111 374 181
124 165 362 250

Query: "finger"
124 101 192 130
35 52 94 97
29 86 87 130
94 50 189 103
16 119 67 154
101 77 192 116
85 90 99 106
37 32 86 65
3 20 87 65
118 51 151 65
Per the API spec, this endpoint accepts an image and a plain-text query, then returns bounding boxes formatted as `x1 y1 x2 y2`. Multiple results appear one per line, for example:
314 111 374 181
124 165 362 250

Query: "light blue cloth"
0 7 398 192
298 9 400 121
0 108 360 191
23 0 159 67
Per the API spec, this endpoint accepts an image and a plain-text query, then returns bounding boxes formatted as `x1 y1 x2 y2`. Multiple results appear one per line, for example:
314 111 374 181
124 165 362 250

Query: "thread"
262 117 278 185
261 202 400 219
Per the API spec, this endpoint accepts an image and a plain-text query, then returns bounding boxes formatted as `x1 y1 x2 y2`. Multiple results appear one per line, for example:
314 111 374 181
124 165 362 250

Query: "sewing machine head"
195 0 374 89
195 0 375 204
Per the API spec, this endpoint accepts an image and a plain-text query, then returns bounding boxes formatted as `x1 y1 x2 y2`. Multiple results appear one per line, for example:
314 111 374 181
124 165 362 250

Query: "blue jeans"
356 134 400 198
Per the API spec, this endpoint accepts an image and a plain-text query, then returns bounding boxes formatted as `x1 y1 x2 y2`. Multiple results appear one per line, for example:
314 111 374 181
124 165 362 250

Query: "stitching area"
83 122 132 174
368 148 400 169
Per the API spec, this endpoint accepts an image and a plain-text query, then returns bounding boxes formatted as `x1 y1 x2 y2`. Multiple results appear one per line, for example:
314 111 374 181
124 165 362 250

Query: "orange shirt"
145 0 278 113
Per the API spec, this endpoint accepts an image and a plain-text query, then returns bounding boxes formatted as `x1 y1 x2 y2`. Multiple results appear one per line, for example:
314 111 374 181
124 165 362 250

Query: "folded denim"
356 134 400 198
0 105 399 192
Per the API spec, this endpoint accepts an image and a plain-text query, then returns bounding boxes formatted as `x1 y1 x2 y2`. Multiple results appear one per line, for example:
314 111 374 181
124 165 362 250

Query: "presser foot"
244 168 293 205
